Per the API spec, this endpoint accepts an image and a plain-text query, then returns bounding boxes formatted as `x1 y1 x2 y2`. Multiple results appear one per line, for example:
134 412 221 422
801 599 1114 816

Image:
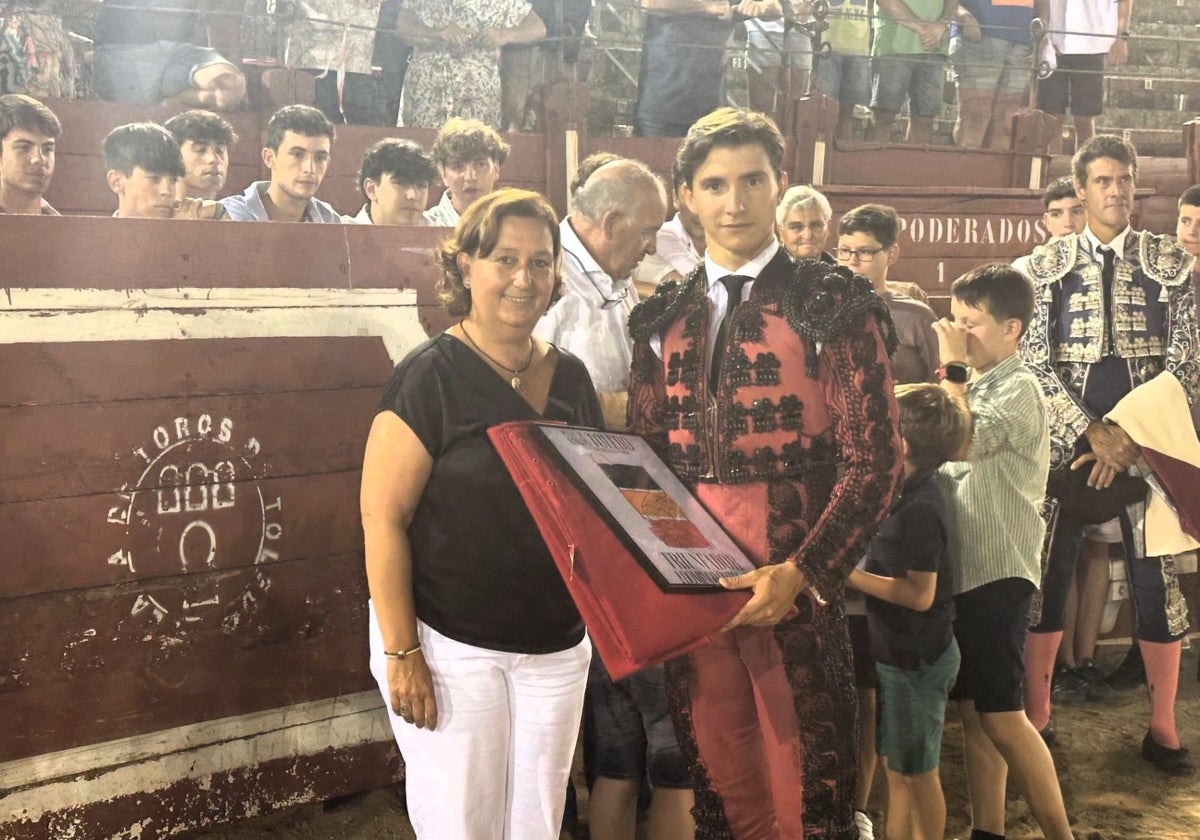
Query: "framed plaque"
531 424 756 592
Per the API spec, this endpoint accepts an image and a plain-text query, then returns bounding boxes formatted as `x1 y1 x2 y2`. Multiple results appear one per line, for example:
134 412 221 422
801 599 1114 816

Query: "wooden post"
1185 119 1200 186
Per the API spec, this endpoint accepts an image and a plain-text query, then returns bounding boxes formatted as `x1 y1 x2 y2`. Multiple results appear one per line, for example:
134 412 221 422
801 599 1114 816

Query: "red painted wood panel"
0 740 400 840
0 336 390 407
0 552 373 762
2 380 381 503
2 470 361 599
827 142 1036 189
0 214 444 292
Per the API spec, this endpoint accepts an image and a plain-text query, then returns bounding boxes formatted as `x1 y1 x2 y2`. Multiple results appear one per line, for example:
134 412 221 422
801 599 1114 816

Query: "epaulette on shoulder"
1024 235 1079 286
628 262 705 342
781 262 899 356
1138 231 1196 287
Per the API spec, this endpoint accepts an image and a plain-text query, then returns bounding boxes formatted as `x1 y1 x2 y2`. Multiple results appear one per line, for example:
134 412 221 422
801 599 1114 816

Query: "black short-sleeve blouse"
378 333 602 654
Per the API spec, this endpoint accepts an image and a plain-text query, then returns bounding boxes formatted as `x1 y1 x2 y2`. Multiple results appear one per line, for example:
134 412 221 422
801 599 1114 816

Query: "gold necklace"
460 321 536 391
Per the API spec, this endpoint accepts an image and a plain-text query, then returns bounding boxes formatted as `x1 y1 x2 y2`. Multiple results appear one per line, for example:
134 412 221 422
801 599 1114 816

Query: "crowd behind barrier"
1 0 1194 149
5 3 1200 840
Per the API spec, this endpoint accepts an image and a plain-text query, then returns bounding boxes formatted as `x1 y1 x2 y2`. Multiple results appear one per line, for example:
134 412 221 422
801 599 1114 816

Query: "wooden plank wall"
0 218 444 838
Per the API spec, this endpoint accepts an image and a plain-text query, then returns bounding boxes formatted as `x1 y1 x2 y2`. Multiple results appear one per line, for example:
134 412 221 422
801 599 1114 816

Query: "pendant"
511 376 523 391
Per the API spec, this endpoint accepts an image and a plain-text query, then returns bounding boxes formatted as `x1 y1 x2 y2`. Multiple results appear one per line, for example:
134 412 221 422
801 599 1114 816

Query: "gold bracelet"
383 644 423 660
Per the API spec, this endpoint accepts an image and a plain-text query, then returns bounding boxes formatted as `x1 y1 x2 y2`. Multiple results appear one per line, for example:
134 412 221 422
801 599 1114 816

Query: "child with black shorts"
849 383 968 840
932 264 1072 840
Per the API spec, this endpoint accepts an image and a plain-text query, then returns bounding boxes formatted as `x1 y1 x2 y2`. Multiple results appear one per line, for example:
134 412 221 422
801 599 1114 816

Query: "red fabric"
1139 448 1200 541
488 421 750 681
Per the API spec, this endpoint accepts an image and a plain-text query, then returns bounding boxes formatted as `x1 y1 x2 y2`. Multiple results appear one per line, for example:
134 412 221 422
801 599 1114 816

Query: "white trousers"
369 606 590 840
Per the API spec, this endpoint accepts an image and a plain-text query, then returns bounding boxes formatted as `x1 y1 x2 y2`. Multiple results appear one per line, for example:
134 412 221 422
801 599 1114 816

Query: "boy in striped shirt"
932 264 1072 840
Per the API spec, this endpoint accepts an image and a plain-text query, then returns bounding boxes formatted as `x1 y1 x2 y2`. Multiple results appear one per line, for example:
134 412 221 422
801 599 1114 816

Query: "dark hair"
357 138 437 196
0 93 62 143
102 123 185 177
1042 176 1077 208
837 203 899 249
950 263 1035 339
675 107 784 190
1179 184 1200 210
1072 134 1138 187
437 189 562 317
164 109 237 147
895 384 971 471
570 151 623 199
430 117 509 168
265 104 335 152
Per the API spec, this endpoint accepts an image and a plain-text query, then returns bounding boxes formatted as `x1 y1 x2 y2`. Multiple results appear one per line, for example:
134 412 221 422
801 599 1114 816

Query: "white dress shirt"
650 238 782 368
535 219 639 396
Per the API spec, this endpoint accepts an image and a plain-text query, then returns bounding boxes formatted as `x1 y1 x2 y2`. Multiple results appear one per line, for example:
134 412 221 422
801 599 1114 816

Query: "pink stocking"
1139 639 1182 749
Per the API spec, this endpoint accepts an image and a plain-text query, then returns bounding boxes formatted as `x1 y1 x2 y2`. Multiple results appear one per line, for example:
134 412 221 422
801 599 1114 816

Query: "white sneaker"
853 810 875 840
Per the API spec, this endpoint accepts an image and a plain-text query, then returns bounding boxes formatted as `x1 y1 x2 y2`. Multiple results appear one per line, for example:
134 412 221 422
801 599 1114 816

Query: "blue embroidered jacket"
1016 230 1198 470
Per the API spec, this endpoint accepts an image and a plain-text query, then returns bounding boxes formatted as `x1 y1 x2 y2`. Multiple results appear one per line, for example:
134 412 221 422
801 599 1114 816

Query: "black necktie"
1099 245 1116 354
711 275 749 391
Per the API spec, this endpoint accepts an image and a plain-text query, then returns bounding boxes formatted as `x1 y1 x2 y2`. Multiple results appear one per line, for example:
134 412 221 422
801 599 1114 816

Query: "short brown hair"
431 117 510 168
437 189 562 317
951 263 1035 339
1042 176 1076 208
674 107 784 190
0 93 61 143
1072 134 1138 187
838 203 899 249
895 384 970 471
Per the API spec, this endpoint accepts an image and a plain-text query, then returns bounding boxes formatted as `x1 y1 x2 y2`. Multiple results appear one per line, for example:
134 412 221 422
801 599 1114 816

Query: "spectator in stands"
838 204 938 383
282 0 384 124
535 160 691 840
776 184 833 262
869 0 952 144
395 0 547 129
501 0 593 131
92 0 246 110
1035 0 1131 148
346 138 437 225
0 4 75 98
537 158 666 428
425 118 509 227
951 0 1035 150
1041 175 1086 239
164 110 237 202
221 105 340 223
0 93 60 215
103 123 226 219
745 2 812 129
813 0 871 141
1179 185 1200 260
631 157 705 297
634 0 783 138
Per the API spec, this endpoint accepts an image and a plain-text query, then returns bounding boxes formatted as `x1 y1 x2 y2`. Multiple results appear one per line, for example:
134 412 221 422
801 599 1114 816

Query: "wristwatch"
939 362 970 384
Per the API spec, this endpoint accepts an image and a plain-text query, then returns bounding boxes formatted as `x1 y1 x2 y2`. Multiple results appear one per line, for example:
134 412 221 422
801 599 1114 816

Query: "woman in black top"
361 189 600 838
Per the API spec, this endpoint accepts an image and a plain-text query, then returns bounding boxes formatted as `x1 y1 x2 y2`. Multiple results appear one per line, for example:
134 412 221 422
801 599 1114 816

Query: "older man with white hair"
535 159 692 840
536 158 668 431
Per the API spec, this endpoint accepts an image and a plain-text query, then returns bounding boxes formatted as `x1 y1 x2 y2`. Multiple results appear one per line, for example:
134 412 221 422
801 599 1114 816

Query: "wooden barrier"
0 217 445 838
